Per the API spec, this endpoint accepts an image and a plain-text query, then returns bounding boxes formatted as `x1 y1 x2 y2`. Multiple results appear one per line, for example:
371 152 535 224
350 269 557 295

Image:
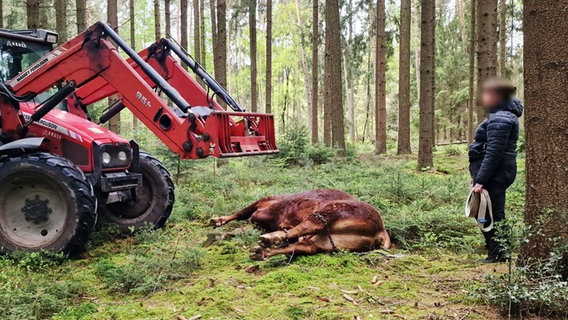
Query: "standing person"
469 78 523 263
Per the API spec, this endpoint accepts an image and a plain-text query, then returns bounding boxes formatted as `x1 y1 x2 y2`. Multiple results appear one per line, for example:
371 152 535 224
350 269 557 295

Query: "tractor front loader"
0 22 277 253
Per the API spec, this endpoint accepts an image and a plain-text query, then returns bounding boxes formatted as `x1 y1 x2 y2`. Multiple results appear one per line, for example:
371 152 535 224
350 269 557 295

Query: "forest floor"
0 146 532 319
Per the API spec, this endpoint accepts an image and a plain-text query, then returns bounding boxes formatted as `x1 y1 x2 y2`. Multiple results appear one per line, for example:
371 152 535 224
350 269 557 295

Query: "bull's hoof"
258 231 287 248
210 217 227 228
250 246 269 261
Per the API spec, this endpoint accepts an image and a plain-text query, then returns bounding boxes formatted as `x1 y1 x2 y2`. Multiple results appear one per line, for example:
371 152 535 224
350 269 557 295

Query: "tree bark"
76 0 87 33
200 0 206 67
476 0 498 122
418 0 435 168
154 0 161 40
498 0 506 76
397 0 412 154
412 0 421 99
55 0 67 43
180 0 189 52
295 0 312 124
165 0 171 37
108 0 120 134
311 0 319 143
249 0 258 112
193 0 201 62
266 0 273 115
215 0 227 89
468 0 477 142
522 0 568 266
0 1 3 29
325 0 345 155
375 0 387 154
27 0 41 29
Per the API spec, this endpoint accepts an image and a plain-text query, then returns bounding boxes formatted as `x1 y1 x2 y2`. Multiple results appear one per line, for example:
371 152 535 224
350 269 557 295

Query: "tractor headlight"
100 144 132 168
45 33 58 44
102 152 112 165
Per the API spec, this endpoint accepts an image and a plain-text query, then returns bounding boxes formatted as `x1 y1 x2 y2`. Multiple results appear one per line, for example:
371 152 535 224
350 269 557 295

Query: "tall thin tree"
468 0 477 141
27 0 41 29
0 1 4 28
180 0 189 52
375 0 387 154
418 0 435 168
199 0 206 67
249 0 258 112
154 0 161 40
498 0 507 76
76 0 87 33
523 0 568 264
325 0 345 155
164 0 171 36
397 0 412 154
311 0 319 143
108 0 120 134
476 0 498 122
55 0 67 43
193 0 201 62
214 0 227 88
266 0 273 114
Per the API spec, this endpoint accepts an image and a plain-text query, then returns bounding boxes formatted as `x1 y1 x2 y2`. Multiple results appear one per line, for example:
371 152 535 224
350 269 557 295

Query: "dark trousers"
483 183 509 257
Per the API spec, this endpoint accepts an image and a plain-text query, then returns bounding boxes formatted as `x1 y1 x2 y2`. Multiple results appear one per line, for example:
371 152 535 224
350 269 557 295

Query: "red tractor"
0 22 277 253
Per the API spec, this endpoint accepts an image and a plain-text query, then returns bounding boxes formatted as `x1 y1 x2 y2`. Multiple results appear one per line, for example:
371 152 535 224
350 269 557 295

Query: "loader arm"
72 38 278 158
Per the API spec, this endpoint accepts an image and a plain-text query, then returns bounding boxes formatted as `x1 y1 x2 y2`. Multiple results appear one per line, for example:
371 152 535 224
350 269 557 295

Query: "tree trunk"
130 0 138 128
295 0 312 123
522 0 568 266
266 0 273 115
210 0 217 63
108 0 121 134
0 1 3 28
180 0 189 52
249 0 258 112
498 0 506 76
200 0 206 68
346 0 355 143
311 0 319 143
55 0 67 43
418 0 435 168
457 0 467 45
165 0 171 36
27 0 41 29
76 0 87 33
215 0 227 89
154 0 161 40
193 0 201 62
476 0 498 122
375 0 387 154
412 0 421 98
468 0 477 142
397 0 412 154
325 0 345 155
39 0 50 29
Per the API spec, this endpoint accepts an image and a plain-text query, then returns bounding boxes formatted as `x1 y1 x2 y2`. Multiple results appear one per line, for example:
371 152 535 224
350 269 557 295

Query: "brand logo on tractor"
136 92 151 108
9 49 65 87
7 40 27 48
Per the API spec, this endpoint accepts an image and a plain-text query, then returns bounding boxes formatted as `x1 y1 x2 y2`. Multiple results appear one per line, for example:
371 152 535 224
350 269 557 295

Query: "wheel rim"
106 172 154 220
0 173 69 249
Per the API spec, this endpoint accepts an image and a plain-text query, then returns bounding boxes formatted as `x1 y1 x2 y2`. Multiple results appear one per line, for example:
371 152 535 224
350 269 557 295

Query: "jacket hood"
503 98 524 118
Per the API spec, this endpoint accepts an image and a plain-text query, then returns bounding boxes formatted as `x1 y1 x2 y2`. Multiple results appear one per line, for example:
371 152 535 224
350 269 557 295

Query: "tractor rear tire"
0 153 97 254
100 152 174 233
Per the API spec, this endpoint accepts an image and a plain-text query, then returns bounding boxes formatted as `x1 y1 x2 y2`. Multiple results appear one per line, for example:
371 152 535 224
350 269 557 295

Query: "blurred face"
480 89 501 110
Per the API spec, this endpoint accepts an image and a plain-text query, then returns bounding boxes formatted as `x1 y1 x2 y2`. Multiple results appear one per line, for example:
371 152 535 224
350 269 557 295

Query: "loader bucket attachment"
204 111 278 158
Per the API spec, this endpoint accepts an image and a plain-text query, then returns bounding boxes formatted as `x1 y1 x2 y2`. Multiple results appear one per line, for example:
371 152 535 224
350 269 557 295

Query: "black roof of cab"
0 29 58 45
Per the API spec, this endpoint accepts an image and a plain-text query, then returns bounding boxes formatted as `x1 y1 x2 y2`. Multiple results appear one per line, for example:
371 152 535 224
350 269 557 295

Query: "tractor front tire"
0 153 97 254
100 152 174 232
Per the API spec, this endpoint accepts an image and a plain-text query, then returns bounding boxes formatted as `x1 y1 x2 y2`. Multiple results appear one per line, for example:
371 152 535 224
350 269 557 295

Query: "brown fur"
211 189 391 260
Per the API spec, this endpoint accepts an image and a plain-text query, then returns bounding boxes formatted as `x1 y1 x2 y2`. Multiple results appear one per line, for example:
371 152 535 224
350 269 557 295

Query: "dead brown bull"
211 189 391 260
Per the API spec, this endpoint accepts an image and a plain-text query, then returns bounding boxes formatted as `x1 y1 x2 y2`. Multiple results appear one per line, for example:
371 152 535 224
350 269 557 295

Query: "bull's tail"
379 229 392 249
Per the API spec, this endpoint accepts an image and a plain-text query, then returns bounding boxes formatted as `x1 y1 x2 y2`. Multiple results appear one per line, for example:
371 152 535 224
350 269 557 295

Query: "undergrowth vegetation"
0 134 537 319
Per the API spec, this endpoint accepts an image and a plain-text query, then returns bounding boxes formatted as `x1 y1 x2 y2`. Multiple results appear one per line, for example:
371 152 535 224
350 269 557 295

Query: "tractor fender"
0 137 45 156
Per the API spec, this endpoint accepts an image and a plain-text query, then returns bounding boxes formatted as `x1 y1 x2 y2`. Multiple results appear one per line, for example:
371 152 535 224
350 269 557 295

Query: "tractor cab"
0 29 58 82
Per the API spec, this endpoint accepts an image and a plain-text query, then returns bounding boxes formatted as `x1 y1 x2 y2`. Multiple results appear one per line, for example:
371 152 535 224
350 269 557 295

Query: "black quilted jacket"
469 99 523 186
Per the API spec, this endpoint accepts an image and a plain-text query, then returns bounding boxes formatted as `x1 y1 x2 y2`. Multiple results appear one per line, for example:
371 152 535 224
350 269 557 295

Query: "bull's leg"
211 200 262 227
251 240 320 261
258 216 325 247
